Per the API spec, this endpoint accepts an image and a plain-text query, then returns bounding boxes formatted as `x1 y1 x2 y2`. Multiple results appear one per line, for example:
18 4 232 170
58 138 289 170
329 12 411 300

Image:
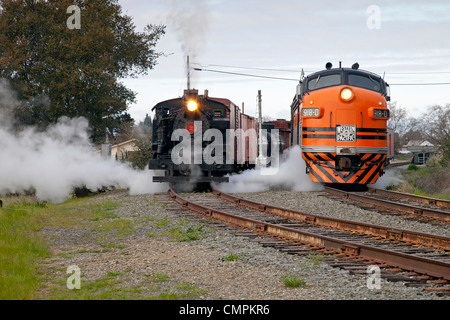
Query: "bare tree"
420 104 450 157
387 101 410 152
388 101 409 136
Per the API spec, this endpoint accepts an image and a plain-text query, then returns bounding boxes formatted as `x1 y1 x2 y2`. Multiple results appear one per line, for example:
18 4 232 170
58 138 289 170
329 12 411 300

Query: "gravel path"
39 189 448 300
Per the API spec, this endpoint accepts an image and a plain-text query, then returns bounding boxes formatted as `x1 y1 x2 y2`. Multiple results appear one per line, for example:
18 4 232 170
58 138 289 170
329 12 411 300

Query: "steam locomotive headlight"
187 100 198 112
340 88 354 101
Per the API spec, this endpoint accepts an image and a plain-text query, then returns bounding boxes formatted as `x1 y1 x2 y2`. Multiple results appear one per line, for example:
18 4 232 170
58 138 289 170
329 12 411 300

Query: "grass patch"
221 251 240 261
0 195 129 299
0 193 209 300
155 218 170 228
307 254 323 266
407 164 419 171
149 272 171 282
168 226 205 242
282 274 306 288
88 200 120 221
0 202 50 299
47 269 130 300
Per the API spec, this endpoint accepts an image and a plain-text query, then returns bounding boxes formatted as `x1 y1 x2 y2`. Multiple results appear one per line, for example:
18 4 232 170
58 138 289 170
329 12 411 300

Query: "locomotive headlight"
187 100 198 112
340 88 354 101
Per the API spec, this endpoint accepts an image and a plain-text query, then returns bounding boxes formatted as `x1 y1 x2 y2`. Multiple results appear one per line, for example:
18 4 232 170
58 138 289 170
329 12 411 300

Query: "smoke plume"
0 81 168 203
213 146 324 193
168 0 210 59
167 0 211 86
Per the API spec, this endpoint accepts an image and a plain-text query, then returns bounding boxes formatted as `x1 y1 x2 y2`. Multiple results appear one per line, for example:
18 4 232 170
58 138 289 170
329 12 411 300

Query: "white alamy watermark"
366 265 381 290
67 265 81 290
366 5 381 30
67 5 81 30
170 121 280 175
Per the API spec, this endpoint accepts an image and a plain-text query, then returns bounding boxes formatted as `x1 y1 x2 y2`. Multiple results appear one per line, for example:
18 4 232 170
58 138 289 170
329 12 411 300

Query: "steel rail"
324 186 450 223
212 189 450 251
367 187 450 210
168 189 450 281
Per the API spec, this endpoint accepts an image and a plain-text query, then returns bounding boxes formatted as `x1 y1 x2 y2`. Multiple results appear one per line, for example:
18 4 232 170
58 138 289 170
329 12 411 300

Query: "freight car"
149 89 285 189
291 62 392 186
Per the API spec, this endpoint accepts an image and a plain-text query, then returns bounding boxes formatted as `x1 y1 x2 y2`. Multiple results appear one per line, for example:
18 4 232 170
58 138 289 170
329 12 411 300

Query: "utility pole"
187 55 190 93
256 90 266 168
258 90 262 159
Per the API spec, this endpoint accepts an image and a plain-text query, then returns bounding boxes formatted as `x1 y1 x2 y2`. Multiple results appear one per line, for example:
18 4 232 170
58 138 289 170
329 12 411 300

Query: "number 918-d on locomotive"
291 62 393 186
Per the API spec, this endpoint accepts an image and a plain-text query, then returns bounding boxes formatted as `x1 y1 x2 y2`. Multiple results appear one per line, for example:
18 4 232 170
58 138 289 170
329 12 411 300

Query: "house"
111 139 138 161
404 140 439 164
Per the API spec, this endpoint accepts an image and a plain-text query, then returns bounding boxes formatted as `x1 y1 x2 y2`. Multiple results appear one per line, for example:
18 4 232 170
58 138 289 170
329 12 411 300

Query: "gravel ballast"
39 189 449 300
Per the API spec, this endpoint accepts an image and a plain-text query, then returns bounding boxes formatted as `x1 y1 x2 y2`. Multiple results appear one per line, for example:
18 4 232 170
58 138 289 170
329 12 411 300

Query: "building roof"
405 140 434 147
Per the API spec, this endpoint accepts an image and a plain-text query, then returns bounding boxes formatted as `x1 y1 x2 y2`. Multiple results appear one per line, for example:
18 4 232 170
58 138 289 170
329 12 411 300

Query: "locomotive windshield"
348 73 382 92
304 69 386 95
307 74 341 91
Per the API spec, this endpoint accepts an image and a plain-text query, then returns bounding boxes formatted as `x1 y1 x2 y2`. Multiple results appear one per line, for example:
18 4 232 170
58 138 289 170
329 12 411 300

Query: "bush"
128 135 153 170
399 155 450 199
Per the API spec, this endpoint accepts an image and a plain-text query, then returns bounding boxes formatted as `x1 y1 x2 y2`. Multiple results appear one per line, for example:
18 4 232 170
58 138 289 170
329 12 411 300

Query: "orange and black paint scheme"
291 62 391 185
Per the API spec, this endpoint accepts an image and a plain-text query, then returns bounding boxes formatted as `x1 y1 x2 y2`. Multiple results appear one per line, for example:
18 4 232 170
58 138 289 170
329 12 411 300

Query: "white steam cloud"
167 0 211 87
213 146 324 193
0 82 168 203
168 0 210 60
368 165 405 189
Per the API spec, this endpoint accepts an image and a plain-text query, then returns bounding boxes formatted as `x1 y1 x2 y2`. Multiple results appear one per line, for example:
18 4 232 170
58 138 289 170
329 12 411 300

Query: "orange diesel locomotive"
291 62 391 185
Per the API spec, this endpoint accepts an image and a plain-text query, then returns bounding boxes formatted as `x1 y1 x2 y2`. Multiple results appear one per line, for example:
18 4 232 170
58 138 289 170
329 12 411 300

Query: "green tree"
0 0 165 143
129 134 153 170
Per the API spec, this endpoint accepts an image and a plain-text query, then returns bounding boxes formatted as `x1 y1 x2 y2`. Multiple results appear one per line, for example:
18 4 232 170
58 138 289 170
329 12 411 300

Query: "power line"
192 62 450 75
191 62 306 73
390 82 450 86
192 68 300 81
387 71 450 75
193 67 450 86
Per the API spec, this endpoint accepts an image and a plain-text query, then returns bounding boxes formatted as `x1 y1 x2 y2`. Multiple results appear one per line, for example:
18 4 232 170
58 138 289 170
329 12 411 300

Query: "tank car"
291 62 391 185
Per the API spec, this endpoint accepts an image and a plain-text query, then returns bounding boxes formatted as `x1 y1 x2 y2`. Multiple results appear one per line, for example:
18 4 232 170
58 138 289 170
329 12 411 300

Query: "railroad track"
167 188 450 295
324 186 450 224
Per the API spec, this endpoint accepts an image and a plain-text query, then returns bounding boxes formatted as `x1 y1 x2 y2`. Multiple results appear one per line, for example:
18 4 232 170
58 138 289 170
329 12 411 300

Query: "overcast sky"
118 0 450 122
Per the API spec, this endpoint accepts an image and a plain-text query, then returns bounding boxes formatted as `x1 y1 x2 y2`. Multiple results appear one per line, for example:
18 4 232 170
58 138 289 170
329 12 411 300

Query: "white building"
111 139 138 161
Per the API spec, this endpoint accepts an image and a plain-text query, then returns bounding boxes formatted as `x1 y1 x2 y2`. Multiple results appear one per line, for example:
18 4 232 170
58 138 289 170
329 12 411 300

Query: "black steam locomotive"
148 89 288 187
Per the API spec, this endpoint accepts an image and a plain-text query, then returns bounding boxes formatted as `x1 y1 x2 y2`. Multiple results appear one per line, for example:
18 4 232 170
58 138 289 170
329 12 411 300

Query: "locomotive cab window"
214 109 224 117
348 74 382 92
307 74 341 91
